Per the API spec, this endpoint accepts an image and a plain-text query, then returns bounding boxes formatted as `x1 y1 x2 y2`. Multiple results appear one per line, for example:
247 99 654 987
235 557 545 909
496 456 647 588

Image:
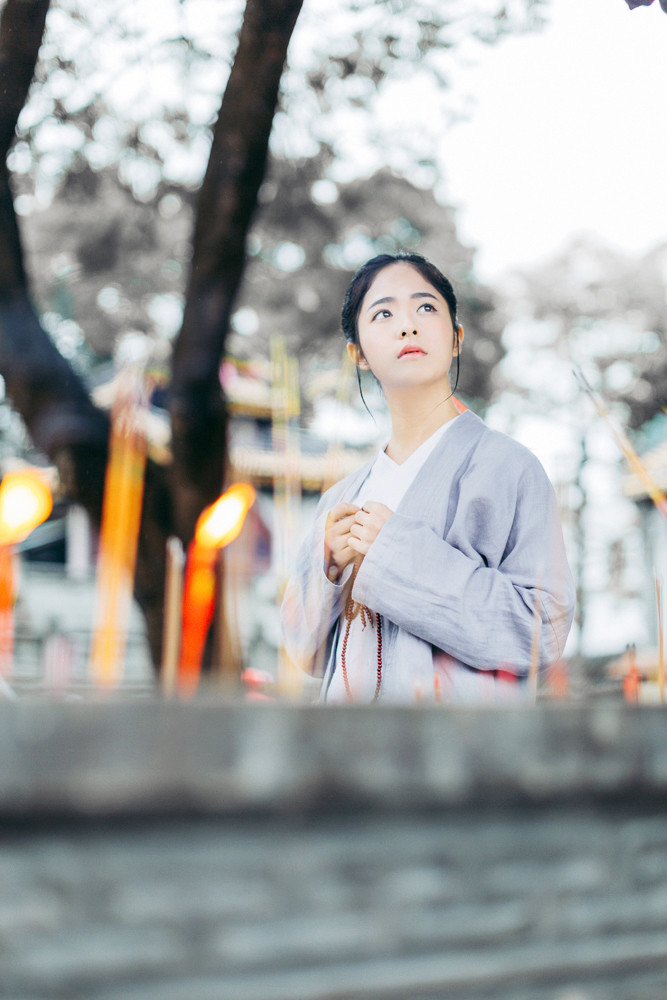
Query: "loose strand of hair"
357 367 377 422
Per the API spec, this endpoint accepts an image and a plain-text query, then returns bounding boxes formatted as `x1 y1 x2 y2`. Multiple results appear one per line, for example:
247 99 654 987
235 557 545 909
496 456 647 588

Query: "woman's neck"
384 385 459 465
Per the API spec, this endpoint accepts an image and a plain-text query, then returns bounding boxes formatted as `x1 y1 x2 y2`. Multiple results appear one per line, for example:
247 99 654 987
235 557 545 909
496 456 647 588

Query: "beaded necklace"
340 563 383 701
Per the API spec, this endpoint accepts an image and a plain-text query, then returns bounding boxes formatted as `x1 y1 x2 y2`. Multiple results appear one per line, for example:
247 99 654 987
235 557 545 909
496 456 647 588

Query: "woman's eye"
372 308 391 321
418 302 436 312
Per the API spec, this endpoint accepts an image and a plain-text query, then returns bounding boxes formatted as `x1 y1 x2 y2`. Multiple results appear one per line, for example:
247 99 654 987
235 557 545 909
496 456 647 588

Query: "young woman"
282 252 575 703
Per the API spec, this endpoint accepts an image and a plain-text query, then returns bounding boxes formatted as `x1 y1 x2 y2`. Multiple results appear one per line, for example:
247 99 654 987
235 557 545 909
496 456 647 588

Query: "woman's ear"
347 341 370 369
453 325 464 356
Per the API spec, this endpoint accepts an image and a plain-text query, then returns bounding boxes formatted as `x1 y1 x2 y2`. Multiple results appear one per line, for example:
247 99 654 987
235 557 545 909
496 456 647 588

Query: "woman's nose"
400 328 418 337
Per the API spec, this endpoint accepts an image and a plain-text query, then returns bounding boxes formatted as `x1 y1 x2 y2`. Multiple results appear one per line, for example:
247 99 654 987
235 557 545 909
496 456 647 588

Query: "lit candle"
0 468 53 681
177 483 255 697
623 644 641 704
0 545 15 680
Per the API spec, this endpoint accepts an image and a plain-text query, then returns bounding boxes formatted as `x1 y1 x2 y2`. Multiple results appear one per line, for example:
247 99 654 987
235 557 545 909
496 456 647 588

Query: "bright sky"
443 0 667 281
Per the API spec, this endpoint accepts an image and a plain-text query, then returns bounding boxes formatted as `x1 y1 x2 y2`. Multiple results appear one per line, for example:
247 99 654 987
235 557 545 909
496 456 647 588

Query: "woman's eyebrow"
366 291 437 312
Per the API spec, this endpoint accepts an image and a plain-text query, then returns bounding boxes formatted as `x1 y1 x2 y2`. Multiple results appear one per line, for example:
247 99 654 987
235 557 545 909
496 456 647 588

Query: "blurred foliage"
233 154 503 406
20 150 504 405
488 235 667 654
500 236 667 431
22 167 192 358
8 0 542 406
11 0 549 203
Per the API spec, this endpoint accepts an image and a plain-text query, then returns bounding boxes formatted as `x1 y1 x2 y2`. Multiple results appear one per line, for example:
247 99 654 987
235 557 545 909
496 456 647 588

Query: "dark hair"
341 252 459 346
341 252 461 409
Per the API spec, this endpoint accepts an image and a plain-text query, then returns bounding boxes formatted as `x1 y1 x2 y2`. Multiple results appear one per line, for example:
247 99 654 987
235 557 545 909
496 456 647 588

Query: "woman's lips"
398 346 426 358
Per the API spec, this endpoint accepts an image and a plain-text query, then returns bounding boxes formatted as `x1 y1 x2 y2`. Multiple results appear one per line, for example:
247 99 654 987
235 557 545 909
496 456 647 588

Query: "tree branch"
0 0 50 153
169 0 304 541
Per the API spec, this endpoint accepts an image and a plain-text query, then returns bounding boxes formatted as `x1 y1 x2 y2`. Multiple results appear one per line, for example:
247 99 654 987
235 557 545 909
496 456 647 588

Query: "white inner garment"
326 415 459 703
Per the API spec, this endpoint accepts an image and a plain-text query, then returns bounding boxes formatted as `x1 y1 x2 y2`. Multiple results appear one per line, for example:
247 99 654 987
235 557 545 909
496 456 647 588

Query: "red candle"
177 483 255 697
0 468 53 681
0 546 15 679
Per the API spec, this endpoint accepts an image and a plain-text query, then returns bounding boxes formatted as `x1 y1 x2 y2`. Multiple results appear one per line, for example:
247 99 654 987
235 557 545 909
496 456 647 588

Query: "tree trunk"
0 0 49 291
0 0 110 510
169 0 304 543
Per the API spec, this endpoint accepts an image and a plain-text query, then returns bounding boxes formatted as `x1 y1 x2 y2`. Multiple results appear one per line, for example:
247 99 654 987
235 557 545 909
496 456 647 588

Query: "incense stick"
574 367 667 520
216 545 242 692
271 337 289 697
656 571 665 704
271 338 307 699
322 347 355 493
282 354 304 700
528 585 542 701
270 337 288 596
310 348 356 685
161 536 185 697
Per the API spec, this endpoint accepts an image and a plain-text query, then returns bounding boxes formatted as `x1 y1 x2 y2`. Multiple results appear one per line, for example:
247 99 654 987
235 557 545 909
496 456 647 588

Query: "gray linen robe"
281 409 575 703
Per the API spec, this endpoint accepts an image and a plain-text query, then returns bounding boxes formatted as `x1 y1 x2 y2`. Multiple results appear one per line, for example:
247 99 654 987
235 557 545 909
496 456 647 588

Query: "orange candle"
177 483 255 697
0 468 53 680
0 545 15 679
90 369 148 688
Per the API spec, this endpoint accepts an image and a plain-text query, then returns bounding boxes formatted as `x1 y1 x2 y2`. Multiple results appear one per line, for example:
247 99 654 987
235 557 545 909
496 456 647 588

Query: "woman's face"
350 262 462 394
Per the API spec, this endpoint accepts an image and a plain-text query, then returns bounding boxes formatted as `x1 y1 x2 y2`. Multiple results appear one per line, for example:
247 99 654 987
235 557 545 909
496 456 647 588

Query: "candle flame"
194 482 256 550
0 469 53 546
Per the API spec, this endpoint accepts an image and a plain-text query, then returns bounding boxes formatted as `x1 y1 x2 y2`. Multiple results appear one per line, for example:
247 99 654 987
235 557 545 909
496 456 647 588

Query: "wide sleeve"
351 454 575 675
280 499 352 677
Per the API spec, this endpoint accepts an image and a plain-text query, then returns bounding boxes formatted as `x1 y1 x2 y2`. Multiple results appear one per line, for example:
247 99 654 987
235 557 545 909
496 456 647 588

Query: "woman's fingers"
347 534 367 556
360 501 390 516
325 503 362 575
327 502 360 524
326 514 357 550
325 500 393 568
325 504 358 540
351 503 394 541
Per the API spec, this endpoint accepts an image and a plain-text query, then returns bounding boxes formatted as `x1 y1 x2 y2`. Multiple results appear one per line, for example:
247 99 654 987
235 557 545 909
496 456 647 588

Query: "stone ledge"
1 701 666 819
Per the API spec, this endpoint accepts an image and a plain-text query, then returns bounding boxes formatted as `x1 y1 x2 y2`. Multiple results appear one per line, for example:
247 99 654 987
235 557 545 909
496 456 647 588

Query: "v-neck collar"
379 417 453 470
395 409 485 522
337 408 485 516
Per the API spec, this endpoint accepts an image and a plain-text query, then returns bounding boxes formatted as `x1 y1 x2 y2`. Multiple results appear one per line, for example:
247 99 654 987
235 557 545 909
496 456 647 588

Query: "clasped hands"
324 501 393 582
